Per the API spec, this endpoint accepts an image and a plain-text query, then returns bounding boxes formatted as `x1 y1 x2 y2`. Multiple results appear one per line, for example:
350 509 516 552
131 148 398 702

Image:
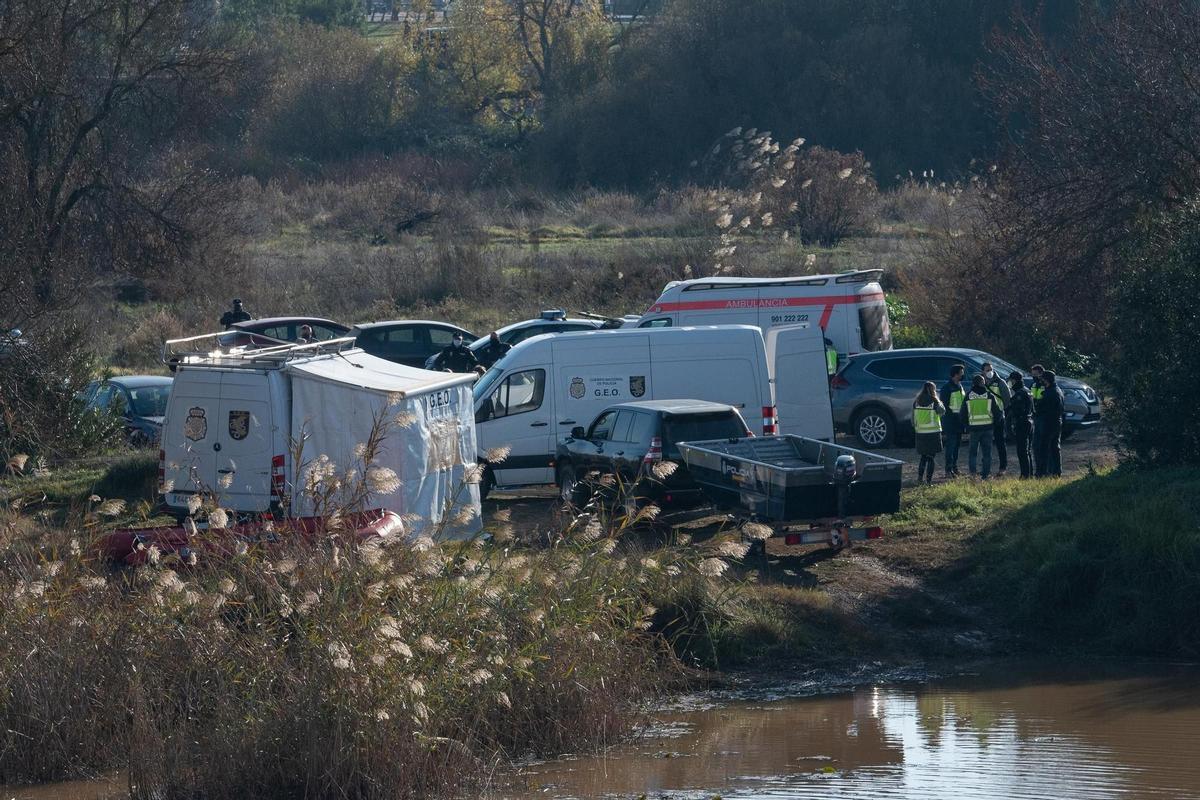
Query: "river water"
500 661 1200 800
8 661 1199 800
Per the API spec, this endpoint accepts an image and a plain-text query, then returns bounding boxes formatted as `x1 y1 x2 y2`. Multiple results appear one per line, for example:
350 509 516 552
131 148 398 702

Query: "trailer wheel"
852 406 895 449
557 463 589 508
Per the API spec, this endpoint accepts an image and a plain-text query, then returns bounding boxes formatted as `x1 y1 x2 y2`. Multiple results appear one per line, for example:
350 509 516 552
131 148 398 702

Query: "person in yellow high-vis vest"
938 364 967 477
959 374 1000 479
824 337 839 377
982 361 1011 476
912 381 946 485
1029 363 1047 476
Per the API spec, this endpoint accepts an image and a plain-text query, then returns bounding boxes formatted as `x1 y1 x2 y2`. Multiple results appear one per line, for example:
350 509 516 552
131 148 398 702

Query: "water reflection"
503 662 1200 799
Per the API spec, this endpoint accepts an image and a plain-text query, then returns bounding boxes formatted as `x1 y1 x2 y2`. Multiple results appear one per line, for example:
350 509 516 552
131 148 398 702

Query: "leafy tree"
0 0 241 327
1108 202 1200 466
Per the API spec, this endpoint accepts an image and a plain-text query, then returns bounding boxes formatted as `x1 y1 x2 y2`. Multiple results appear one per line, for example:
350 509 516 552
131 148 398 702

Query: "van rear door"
215 371 274 512
163 369 223 510
767 325 834 440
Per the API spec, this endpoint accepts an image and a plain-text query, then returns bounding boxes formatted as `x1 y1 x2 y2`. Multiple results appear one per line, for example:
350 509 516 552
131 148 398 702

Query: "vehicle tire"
556 463 589 508
128 430 149 449
852 406 895 449
479 466 494 501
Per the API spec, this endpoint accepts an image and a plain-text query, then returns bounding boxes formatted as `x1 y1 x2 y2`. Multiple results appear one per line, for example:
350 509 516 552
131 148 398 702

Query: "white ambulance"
472 325 832 492
629 269 892 360
158 336 480 537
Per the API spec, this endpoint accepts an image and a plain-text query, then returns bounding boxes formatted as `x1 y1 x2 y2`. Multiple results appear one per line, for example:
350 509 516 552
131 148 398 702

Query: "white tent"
285 352 481 539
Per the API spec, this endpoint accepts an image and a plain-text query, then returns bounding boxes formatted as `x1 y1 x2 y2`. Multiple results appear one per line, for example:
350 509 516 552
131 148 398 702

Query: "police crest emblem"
569 377 586 400
629 375 646 398
183 407 207 442
228 410 250 441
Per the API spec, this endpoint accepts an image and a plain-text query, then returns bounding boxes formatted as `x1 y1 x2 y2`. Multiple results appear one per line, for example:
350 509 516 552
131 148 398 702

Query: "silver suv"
831 348 1102 448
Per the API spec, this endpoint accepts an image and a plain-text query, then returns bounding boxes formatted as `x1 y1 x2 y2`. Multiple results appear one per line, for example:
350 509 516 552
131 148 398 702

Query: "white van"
629 269 892 360
159 336 480 536
472 325 832 491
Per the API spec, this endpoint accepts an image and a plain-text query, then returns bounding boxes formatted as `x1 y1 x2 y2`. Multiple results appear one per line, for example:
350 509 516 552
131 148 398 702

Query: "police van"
629 269 892 360
157 335 480 536
472 325 832 492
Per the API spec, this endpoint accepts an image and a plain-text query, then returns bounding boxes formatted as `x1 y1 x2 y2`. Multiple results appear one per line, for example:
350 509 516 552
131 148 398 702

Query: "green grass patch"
2 453 158 519
963 467 1200 655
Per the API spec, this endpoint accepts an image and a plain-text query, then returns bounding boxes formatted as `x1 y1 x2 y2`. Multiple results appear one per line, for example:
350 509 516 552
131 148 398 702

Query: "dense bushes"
1107 203 1200 466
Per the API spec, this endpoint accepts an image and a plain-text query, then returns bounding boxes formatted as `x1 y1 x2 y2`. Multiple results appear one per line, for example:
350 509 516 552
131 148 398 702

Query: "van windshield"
859 304 892 351
663 412 748 459
473 368 503 404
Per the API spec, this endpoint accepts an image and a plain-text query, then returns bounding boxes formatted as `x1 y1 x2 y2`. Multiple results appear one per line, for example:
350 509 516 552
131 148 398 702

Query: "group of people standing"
913 362 1066 484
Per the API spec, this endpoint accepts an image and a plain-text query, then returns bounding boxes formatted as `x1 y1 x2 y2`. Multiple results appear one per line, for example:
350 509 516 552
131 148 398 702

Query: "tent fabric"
286 352 481 539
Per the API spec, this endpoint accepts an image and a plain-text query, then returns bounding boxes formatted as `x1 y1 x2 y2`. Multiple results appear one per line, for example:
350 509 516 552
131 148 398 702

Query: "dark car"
80 375 173 446
353 320 476 368
831 347 1102 448
219 317 351 349
555 400 751 511
424 310 604 370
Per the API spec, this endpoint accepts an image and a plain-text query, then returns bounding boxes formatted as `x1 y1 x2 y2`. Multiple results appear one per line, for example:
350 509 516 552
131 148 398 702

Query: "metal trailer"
676 434 903 549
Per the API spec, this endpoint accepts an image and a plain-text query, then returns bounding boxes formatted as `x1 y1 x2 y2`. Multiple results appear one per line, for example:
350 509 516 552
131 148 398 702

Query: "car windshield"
663 412 747 458
127 384 171 417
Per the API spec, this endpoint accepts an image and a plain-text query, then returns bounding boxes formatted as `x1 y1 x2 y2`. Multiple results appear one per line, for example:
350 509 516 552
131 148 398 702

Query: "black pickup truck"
555 400 752 510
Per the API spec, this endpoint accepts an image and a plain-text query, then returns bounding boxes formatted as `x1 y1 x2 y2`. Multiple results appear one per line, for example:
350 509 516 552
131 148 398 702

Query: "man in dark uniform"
1036 370 1065 477
219 299 251 329
476 332 511 368
938 363 967 478
1007 370 1034 478
432 333 479 373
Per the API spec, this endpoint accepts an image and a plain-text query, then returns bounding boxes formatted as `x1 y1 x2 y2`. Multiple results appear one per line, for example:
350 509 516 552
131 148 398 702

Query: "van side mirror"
571 426 586 440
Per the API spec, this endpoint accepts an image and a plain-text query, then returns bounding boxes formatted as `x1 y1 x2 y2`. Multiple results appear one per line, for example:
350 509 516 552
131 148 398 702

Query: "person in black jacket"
938 364 967 478
219 299 251 329
1035 370 1065 477
960 374 1000 479
1007 370 1034 479
432 334 480 373
476 332 511 368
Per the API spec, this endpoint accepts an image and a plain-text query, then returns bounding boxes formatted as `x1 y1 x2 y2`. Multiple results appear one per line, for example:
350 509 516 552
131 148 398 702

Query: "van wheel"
478 466 494 501
852 407 895 449
557 463 589 508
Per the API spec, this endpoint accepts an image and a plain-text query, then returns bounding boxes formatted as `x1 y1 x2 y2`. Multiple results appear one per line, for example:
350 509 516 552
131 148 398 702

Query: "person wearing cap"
1029 363 1046 475
296 324 316 344
432 333 480 373
938 363 967 478
1035 370 1065 477
477 332 512 368
220 299 251 329
960 373 1000 479
981 361 1011 476
1007 370 1034 478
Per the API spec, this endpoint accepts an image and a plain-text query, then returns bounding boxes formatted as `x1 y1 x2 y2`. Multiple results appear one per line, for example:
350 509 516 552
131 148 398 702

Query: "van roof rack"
163 333 358 370
834 269 884 284
678 269 884 291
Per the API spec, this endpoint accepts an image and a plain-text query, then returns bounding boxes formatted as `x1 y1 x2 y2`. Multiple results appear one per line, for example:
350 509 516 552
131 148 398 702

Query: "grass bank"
711 466 1200 667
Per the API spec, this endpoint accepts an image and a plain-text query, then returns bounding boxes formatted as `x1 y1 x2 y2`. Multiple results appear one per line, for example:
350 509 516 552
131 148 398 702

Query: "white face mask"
983 369 993 380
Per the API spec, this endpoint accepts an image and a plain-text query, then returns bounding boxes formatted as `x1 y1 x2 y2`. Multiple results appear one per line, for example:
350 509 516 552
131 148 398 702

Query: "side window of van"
638 318 672 328
494 369 545 418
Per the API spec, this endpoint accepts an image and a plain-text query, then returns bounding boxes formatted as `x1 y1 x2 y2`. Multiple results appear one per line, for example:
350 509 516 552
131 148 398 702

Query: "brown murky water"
501 661 1200 800
8 662 1199 800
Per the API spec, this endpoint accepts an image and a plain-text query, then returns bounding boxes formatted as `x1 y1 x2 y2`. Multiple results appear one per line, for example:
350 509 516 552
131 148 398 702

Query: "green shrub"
1107 201 1200 466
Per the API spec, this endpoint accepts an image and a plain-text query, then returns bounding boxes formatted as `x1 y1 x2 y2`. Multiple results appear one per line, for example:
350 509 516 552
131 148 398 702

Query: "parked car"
219 317 351 349
353 320 476 368
423 310 604 370
831 348 1102 448
80 375 174 446
555 400 752 510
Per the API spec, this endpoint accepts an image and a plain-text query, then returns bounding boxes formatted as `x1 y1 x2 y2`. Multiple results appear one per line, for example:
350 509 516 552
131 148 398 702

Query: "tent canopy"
285 351 480 538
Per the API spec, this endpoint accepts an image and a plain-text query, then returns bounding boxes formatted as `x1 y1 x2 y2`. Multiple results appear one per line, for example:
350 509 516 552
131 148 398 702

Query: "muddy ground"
486 426 1119 663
